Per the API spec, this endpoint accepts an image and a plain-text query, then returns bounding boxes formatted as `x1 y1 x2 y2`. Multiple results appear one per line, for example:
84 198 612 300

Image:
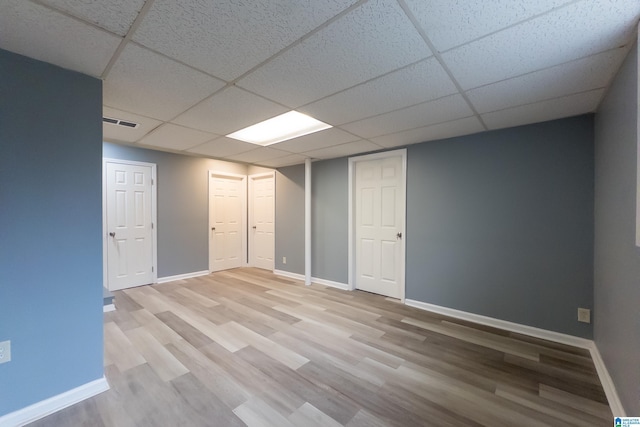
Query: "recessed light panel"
226 111 332 146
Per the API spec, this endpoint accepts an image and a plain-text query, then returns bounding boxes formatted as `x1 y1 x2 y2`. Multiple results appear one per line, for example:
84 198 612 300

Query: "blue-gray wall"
311 158 349 282
594 42 639 415
406 116 594 338
0 49 104 415
275 165 305 274
103 143 248 278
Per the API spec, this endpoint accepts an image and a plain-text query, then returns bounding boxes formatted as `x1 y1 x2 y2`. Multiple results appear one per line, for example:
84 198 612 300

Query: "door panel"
106 162 154 291
209 173 245 272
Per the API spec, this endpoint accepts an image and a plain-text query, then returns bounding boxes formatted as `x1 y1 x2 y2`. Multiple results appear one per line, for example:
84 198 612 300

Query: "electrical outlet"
282 256 287 264
0 340 11 364
577 308 591 324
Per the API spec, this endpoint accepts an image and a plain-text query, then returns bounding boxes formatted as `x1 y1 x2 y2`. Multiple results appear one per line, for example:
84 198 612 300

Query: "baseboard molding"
0 377 109 427
156 270 209 284
273 270 305 282
404 299 627 415
589 343 626 416
311 276 349 291
103 304 115 313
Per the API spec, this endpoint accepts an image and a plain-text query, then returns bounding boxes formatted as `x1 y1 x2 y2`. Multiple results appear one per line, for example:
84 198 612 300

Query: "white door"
354 153 405 299
105 161 155 291
209 172 246 272
249 173 275 270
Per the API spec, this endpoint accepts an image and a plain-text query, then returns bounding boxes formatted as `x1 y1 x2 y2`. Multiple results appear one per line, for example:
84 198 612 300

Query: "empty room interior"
1 1 639 426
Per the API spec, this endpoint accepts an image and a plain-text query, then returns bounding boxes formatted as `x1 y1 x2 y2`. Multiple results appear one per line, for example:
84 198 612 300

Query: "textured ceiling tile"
237 0 431 107
103 106 162 143
0 0 121 77
341 94 474 139
299 57 458 125
467 47 628 114
269 128 359 153
303 140 382 160
404 0 574 51
258 154 308 168
186 137 256 158
442 0 640 89
132 0 358 81
371 117 484 148
103 44 225 121
481 89 605 130
173 87 288 135
226 147 292 163
38 0 145 36
137 123 218 151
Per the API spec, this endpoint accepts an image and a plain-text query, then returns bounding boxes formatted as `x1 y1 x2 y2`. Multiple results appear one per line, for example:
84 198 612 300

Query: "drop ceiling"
1 0 638 167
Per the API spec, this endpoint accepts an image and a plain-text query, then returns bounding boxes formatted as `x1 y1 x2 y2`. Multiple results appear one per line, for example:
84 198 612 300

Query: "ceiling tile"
467 47 628 114
173 87 288 135
103 44 224 121
132 0 358 81
187 137 256 158
102 106 162 143
304 140 382 160
38 0 145 36
299 57 458 125
137 123 218 151
371 117 485 148
404 0 574 51
226 147 292 163
481 89 605 130
442 0 640 89
258 154 309 168
0 0 121 77
237 0 431 107
341 94 474 139
268 128 359 153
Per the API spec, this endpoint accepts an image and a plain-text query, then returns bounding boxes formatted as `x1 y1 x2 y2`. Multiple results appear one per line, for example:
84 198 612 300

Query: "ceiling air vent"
103 116 139 129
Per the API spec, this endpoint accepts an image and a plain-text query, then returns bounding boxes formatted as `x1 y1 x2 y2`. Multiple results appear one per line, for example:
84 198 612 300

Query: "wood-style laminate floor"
29 268 612 426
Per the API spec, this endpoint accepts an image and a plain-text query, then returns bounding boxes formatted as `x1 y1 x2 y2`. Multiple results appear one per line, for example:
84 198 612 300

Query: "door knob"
252 226 257 229
211 227 215 231
109 232 116 238
396 232 402 239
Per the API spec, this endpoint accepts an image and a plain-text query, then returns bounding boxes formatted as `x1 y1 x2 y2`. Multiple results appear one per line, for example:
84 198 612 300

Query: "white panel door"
355 155 404 298
249 173 275 270
209 173 246 272
105 162 154 291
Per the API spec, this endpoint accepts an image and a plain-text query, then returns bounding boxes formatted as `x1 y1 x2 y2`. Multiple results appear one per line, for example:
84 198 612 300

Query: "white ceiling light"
226 111 332 146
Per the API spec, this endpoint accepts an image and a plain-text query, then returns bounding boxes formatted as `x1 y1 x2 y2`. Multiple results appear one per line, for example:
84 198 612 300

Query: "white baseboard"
0 376 109 427
311 276 349 291
404 299 626 415
156 270 209 284
273 270 305 281
103 303 115 313
588 343 626 416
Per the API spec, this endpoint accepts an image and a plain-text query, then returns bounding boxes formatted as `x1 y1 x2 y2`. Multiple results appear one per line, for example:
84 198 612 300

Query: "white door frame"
102 158 158 288
248 171 275 269
208 170 248 271
348 149 407 301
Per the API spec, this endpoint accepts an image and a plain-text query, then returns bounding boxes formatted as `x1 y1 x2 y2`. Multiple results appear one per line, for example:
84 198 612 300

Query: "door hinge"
151 178 154 185
151 222 154 229
152 266 154 272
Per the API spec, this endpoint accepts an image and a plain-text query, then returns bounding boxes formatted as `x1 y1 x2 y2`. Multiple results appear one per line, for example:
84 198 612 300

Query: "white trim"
0 377 109 427
348 149 407 301
248 172 276 270
102 158 158 291
304 159 312 286
208 171 248 271
274 269 305 281
311 277 349 291
589 343 626 416
103 304 115 313
404 299 592 348
156 270 209 284
404 298 627 416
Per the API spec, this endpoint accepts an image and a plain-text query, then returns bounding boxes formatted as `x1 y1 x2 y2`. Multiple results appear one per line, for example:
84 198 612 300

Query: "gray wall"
406 116 595 338
103 143 249 277
311 158 349 283
275 165 305 274
594 42 639 414
0 49 104 415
